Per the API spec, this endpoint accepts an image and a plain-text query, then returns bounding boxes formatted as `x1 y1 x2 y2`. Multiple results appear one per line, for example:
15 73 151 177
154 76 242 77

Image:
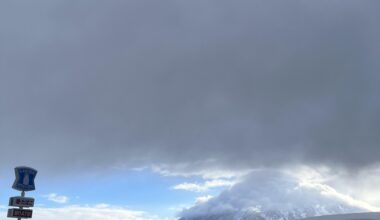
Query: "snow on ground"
305 212 380 220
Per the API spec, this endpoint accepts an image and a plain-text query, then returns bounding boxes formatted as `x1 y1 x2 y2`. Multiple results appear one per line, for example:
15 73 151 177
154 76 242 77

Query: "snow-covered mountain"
180 212 380 220
179 171 365 220
305 212 380 220
179 206 362 220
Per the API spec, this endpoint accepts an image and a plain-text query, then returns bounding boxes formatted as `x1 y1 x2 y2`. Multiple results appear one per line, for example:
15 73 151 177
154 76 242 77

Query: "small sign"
7 209 33 218
12 167 37 192
9 197 34 208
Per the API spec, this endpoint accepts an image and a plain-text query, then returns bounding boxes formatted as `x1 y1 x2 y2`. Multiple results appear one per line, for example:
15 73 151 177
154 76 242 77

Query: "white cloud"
299 180 380 212
288 166 380 212
43 193 69 204
0 204 173 220
173 179 236 192
319 165 380 208
168 203 193 213
195 195 213 204
180 169 377 219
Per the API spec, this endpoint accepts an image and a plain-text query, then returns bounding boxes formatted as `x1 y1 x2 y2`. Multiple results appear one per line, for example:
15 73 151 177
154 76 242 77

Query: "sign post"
7 167 37 220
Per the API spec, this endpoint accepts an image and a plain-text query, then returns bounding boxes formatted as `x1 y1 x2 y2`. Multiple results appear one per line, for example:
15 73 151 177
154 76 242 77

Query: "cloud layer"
0 1 379 174
43 193 69 204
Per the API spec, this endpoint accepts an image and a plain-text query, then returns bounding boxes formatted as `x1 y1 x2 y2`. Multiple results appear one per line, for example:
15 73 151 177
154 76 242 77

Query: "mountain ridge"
304 212 380 220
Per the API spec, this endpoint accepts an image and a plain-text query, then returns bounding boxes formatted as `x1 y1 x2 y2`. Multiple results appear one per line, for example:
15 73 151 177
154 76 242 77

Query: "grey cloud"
0 1 380 173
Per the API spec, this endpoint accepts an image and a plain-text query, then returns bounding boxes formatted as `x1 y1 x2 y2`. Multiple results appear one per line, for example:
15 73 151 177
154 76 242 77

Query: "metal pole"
18 191 25 220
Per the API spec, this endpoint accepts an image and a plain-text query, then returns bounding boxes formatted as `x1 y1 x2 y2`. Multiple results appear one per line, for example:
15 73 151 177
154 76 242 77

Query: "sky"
0 1 380 219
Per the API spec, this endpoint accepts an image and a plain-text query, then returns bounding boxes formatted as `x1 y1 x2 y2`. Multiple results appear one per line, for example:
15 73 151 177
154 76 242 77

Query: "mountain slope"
305 212 380 220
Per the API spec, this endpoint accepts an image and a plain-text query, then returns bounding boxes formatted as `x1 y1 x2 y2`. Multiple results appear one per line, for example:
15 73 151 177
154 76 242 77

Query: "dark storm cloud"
0 1 379 173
